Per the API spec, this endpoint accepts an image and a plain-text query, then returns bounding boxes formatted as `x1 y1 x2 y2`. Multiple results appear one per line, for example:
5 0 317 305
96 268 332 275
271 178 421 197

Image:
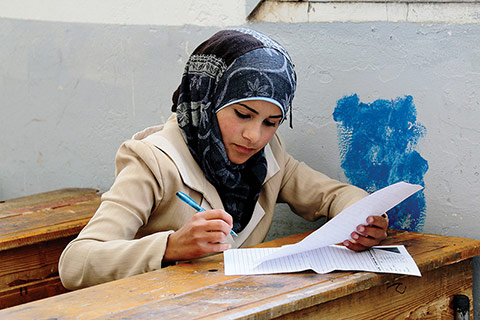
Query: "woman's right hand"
163 209 233 262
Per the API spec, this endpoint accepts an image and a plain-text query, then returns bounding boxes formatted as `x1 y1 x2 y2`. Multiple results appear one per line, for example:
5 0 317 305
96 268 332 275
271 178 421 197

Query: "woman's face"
216 100 282 164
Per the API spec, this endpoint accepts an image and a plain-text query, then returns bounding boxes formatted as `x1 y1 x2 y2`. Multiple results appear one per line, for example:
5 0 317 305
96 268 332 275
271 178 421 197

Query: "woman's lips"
235 144 255 154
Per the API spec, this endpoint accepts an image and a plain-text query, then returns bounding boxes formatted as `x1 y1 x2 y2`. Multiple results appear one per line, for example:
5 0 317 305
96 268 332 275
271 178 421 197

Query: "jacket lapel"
141 116 225 211
264 143 280 183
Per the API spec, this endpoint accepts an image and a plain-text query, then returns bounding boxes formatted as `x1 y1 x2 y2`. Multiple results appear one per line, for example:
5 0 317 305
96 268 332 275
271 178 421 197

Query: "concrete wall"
1 0 479 316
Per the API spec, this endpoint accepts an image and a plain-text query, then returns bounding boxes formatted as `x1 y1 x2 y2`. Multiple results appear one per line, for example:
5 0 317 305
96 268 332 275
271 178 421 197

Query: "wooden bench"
0 188 101 309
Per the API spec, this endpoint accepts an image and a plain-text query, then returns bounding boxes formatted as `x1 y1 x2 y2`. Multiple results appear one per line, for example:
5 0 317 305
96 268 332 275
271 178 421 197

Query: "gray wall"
1 17 479 317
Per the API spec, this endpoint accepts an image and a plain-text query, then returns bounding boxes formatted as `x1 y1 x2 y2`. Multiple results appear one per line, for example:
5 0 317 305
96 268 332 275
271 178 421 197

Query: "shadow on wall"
333 94 429 232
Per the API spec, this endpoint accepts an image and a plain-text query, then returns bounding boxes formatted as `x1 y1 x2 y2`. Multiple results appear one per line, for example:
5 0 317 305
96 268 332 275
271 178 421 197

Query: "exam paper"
223 181 423 276
256 181 423 265
224 245 421 276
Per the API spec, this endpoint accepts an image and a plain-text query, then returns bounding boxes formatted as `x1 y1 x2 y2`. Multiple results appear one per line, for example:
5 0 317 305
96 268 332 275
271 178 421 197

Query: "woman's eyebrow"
237 103 283 118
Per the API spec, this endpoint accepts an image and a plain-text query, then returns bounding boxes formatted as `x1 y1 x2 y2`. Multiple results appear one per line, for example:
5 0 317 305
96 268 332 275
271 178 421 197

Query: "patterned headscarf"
172 28 296 232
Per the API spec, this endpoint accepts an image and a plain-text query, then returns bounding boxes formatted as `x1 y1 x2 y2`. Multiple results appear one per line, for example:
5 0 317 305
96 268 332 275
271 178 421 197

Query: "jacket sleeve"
58 141 173 290
273 135 368 221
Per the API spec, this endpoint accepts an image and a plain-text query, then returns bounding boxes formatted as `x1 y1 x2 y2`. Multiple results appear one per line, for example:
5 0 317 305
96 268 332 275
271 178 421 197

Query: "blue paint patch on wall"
333 94 429 231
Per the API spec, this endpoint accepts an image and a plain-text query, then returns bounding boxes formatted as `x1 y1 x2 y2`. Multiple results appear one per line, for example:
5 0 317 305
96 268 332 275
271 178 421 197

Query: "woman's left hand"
343 214 389 251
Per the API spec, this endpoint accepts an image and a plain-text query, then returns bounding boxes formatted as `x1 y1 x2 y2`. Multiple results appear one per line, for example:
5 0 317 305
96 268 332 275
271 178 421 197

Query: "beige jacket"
58 114 367 290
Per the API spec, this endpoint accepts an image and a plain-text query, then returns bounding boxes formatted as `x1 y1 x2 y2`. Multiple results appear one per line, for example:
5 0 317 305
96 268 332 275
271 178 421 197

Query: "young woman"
59 28 388 290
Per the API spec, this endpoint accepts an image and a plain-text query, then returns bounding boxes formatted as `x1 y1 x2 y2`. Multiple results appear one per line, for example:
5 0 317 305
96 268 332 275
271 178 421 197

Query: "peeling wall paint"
333 94 429 231
252 1 480 24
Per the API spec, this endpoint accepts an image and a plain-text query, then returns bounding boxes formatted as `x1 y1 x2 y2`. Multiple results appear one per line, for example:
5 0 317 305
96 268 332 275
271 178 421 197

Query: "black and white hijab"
171 28 296 233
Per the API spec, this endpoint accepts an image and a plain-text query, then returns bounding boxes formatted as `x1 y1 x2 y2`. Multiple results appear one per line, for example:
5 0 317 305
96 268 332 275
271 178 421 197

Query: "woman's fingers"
164 209 234 262
208 241 232 253
344 215 389 252
366 215 389 230
356 224 388 241
343 239 368 252
199 215 233 237
201 209 234 230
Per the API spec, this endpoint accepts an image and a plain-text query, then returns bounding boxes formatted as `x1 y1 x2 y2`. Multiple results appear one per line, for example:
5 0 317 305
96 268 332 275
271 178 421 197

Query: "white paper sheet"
224 245 421 276
256 181 423 265
223 181 423 276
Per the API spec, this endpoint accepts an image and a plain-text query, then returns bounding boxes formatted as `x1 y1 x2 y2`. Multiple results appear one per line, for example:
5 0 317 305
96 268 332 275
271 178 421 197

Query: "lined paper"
224 182 423 276
256 182 423 265
224 245 421 276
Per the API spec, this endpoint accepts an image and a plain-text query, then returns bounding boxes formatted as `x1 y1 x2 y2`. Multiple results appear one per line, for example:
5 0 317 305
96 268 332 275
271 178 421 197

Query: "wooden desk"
1 229 479 319
0 188 101 308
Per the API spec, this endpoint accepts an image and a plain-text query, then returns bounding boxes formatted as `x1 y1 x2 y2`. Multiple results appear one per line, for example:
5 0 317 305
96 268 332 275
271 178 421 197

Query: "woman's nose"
243 122 261 143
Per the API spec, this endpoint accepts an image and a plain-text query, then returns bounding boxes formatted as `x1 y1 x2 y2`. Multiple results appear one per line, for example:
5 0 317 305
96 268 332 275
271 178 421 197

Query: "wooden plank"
0 233 308 316
0 277 68 310
276 259 473 320
0 190 101 250
0 188 101 309
0 237 74 289
1 231 479 319
0 188 98 216
0 233 77 309
0 235 76 309
93 255 476 319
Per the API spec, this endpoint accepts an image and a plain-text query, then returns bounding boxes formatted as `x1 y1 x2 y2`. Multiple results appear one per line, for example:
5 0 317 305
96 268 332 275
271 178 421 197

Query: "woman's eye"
234 110 250 119
264 120 277 127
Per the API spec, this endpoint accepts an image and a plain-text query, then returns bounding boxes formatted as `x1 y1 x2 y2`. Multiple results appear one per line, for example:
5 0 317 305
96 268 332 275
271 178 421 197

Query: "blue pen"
176 191 238 237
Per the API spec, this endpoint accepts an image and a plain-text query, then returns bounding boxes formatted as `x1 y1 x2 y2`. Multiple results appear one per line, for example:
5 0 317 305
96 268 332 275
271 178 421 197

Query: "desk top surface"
2 230 480 319
0 188 101 250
